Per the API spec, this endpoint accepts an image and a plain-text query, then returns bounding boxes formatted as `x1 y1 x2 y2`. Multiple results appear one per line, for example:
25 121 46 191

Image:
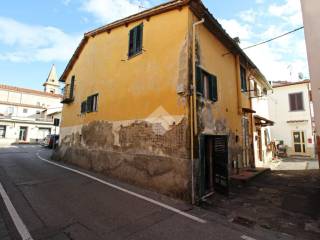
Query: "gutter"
191 18 204 205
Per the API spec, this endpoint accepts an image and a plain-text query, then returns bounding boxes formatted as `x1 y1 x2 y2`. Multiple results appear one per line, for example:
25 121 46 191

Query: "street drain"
232 216 256 228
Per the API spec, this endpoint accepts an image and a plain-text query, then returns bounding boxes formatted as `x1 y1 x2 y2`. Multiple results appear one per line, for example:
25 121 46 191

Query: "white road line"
36 152 207 224
241 235 257 240
0 183 33 240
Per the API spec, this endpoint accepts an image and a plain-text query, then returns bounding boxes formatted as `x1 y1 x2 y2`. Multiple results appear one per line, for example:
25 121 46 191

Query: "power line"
242 26 304 50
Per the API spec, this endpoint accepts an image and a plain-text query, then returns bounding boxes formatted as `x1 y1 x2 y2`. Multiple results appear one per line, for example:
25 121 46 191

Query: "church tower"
43 64 60 94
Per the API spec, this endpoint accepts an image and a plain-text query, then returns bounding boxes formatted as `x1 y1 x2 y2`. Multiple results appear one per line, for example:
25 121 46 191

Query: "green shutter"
196 66 203 95
240 66 247 92
212 75 218 102
86 96 92 113
70 76 75 99
81 101 87 114
208 75 213 100
133 27 138 55
136 24 143 52
128 29 134 57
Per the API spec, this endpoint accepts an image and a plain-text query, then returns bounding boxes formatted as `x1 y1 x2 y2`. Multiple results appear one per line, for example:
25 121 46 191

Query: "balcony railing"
61 84 74 104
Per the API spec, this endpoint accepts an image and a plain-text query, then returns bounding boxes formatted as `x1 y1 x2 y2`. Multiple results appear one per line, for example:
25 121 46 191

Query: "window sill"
198 96 217 104
128 51 143 60
289 110 305 112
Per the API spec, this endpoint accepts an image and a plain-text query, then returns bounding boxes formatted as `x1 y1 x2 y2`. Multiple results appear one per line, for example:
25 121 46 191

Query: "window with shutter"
289 92 304 111
196 66 218 102
86 94 99 113
128 24 143 57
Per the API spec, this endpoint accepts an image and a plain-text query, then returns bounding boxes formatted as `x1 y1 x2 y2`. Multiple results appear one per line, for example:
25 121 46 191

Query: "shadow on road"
204 170 320 240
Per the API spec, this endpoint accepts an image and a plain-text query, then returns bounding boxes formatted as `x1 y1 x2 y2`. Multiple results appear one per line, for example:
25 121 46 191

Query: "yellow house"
56 0 270 203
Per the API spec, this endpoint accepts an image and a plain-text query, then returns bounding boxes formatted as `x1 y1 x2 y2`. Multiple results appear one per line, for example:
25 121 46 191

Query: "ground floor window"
0 125 6 138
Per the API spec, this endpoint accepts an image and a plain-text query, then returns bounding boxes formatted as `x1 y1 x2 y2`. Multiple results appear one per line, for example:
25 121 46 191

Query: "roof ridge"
0 84 62 98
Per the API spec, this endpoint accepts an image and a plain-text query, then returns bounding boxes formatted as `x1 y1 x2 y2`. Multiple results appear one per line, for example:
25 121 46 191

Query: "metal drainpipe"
191 18 204 205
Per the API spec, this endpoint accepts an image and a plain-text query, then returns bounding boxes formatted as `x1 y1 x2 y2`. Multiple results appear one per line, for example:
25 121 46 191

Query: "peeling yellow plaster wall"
61 7 190 127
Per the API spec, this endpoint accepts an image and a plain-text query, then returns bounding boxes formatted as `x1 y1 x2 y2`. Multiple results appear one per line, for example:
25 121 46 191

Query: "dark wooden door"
199 135 229 199
212 135 229 195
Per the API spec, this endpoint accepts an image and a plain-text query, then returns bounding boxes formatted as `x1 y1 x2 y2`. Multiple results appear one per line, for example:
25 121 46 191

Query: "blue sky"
0 0 308 91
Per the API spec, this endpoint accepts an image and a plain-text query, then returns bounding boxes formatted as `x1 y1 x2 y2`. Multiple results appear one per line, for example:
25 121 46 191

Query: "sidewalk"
259 157 319 171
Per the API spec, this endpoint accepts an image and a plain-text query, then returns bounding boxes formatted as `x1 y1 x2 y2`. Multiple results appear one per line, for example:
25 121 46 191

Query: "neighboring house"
0 65 62 145
250 79 274 167
56 0 269 203
301 0 320 161
268 80 314 158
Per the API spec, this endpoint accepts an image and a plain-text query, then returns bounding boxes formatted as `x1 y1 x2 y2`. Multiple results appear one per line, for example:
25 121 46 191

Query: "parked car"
43 134 59 149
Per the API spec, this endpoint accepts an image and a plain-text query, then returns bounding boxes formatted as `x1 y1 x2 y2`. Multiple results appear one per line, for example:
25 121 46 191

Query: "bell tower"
43 64 60 94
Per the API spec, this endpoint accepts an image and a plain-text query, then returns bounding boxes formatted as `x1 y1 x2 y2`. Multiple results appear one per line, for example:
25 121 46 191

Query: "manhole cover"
232 216 256 228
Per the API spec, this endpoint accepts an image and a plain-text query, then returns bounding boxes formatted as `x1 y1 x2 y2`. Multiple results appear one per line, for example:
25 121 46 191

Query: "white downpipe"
191 18 205 205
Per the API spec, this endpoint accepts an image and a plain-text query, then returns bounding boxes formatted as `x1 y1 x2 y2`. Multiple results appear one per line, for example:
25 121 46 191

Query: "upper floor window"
289 92 304 111
240 66 247 92
196 66 218 102
23 108 28 114
86 94 99 113
128 24 143 58
0 125 6 138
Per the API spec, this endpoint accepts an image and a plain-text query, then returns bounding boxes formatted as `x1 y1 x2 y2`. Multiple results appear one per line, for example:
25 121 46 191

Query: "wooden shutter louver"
196 66 204 95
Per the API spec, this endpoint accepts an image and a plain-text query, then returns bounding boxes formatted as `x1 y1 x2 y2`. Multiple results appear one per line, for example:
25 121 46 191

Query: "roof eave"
59 0 190 82
189 0 271 90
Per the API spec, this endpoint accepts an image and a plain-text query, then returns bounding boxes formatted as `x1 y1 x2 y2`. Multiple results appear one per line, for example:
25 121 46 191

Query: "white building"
268 80 314 158
301 0 320 160
250 77 274 167
0 65 62 145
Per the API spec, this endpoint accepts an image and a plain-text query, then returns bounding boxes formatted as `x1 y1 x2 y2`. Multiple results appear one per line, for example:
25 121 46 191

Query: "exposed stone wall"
54 117 191 200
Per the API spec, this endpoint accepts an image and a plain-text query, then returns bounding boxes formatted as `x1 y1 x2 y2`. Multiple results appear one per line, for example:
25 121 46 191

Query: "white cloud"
81 0 151 24
256 0 264 4
0 17 81 62
218 0 308 82
268 0 303 26
62 0 71 5
238 9 259 23
242 42 307 82
219 19 253 40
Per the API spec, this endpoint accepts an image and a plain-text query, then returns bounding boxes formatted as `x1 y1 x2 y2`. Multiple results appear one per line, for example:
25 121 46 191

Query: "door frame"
198 134 229 200
292 130 306 154
19 126 28 141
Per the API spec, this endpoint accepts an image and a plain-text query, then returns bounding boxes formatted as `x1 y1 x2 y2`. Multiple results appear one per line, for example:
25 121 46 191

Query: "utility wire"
242 26 304 50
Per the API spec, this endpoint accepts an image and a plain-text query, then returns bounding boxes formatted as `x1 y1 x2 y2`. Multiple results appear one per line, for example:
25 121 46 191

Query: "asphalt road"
0 145 292 240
